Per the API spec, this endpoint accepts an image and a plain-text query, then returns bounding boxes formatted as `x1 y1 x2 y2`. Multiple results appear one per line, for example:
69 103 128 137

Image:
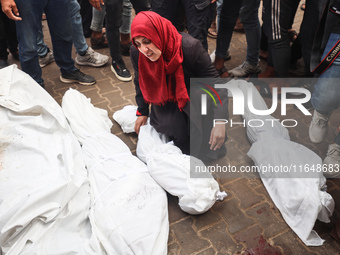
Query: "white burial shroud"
136 124 227 215
114 103 227 214
62 88 169 255
0 65 93 254
228 79 334 246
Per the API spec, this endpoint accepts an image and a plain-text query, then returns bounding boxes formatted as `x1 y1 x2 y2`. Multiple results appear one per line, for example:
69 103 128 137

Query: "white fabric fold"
137 124 227 215
0 65 92 254
62 88 169 255
232 79 334 246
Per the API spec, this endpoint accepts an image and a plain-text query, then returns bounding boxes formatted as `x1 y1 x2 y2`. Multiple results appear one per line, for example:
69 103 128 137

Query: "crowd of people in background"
1 0 340 242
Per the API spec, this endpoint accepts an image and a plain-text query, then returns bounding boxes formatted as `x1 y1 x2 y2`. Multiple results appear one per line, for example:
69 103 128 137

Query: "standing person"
149 0 216 51
0 2 18 68
37 0 109 69
214 0 261 77
309 0 340 176
1 0 96 87
89 0 150 82
261 0 299 78
131 11 228 159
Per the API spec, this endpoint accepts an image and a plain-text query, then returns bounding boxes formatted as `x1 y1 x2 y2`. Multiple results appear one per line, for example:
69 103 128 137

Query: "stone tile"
224 179 264 209
168 193 189 223
246 203 288 238
171 217 210 254
234 225 264 248
194 247 216 255
272 230 318 255
214 198 255 234
200 221 241 255
193 209 222 231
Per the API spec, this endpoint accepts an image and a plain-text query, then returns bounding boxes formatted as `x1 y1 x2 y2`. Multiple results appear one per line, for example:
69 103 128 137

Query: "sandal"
208 28 217 39
120 42 132 56
90 36 108 49
217 66 229 78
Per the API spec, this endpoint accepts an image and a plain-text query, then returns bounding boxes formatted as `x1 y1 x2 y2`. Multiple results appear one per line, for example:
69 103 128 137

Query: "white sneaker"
229 60 261 77
309 110 330 143
323 143 340 178
75 47 109 67
39 50 55 68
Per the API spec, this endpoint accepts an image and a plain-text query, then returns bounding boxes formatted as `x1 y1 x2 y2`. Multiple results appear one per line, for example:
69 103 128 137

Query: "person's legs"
77 0 93 37
45 0 96 85
149 0 179 27
120 0 132 55
214 0 241 75
0 8 9 62
36 23 49 58
36 22 55 68
262 0 294 77
183 0 212 50
228 0 261 77
90 4 106 33
239 0 260 65
310 33 340 144
130 0 151 14
104 0 132 81
69 0 88 55
90 4 108 49
299 0 318 77
15 0 45 85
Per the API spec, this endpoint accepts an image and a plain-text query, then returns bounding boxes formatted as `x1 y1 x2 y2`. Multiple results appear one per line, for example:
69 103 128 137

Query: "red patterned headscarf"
131 11 189 110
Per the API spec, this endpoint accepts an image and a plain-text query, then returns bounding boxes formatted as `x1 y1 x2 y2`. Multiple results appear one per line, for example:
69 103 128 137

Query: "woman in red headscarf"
130 11 228 159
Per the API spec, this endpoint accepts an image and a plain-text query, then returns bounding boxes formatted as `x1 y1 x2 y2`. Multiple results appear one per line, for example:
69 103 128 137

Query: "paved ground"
6 2 340 254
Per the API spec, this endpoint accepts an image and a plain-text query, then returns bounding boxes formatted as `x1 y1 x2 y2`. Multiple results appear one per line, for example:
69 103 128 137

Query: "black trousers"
150 0 215 50
0 3 18 60
262 0 299 77
104 0 151 61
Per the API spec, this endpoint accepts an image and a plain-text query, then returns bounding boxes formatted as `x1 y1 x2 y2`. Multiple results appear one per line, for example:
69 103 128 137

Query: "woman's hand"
134 116 148 134
209 123 226 151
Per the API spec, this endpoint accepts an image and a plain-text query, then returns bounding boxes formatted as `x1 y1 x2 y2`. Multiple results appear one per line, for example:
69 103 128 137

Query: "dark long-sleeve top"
131 32 229 120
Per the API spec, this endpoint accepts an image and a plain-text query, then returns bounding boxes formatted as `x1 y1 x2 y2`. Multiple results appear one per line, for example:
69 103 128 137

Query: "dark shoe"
0 59 8 69
60 68 96 86
111 59 132 82
120 42 132 56
90 36 108 49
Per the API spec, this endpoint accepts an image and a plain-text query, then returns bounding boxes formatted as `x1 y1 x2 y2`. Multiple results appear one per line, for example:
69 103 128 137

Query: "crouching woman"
131 11 228 159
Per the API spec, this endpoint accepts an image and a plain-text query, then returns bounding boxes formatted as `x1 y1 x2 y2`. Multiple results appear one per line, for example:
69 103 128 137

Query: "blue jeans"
37 0 88 57
312 33 340 115
91 0 132 34
90 4 106 32
312 33 340 146
216 0 260 64
15 0 75 85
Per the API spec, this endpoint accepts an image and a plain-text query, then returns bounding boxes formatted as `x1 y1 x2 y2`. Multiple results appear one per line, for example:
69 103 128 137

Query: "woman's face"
134 36 162 62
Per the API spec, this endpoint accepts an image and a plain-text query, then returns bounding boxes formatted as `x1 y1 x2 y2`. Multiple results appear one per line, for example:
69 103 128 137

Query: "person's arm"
183 35 229 150
130 45 150 134
1 0 21 20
